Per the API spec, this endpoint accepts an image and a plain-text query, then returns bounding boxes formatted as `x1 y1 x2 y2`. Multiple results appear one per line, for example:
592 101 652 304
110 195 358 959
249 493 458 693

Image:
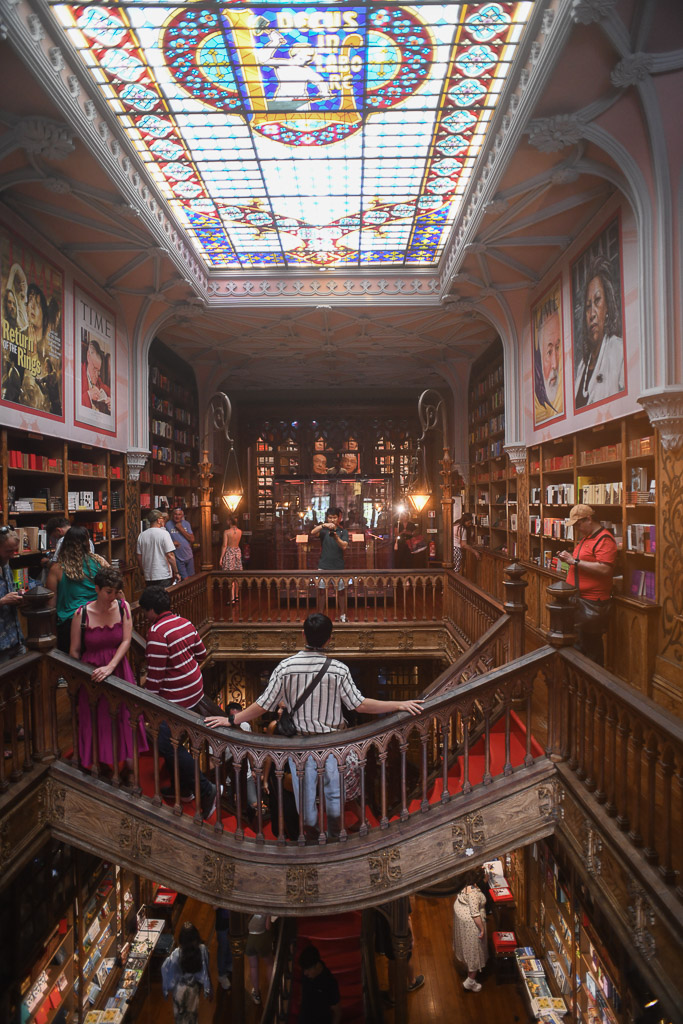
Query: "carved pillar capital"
504 443 527 475
126 448 149 482
638 388 683 451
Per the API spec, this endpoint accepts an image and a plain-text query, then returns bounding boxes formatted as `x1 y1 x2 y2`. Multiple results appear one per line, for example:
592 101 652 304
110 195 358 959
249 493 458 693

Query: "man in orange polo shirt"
559 504 618 665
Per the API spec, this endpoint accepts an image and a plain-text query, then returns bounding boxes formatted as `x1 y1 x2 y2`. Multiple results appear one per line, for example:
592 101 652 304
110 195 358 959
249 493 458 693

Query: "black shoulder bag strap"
288 656 331 715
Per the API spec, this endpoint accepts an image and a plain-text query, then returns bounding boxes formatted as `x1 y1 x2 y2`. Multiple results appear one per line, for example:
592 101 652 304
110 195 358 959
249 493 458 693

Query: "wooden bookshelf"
0 427 128 579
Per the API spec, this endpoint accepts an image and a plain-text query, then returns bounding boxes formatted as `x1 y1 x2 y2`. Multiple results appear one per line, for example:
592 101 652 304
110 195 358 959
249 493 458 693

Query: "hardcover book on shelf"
532 996 567 1014
526 977 552 1000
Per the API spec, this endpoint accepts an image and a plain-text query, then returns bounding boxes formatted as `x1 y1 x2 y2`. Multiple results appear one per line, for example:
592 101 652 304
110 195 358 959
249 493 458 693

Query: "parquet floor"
134 893 529 1023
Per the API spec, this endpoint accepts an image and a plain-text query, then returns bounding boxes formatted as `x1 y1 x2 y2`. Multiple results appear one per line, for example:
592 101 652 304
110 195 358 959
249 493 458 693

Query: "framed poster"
1 228 64 420
74 285 116 435
571 215 626 413
532 277 565 429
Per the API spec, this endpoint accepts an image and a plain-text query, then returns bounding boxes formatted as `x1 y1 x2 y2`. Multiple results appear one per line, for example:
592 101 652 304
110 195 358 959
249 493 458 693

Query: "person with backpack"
558 503 617 665
162 921 212 1024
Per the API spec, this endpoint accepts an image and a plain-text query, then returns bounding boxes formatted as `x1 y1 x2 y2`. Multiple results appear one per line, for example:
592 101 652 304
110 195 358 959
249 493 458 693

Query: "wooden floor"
135 892 529 1023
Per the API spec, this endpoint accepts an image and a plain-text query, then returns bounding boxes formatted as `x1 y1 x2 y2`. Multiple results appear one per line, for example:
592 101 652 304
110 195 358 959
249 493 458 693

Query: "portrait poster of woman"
571 216 627 413
532 277 565 429
1 228 64 421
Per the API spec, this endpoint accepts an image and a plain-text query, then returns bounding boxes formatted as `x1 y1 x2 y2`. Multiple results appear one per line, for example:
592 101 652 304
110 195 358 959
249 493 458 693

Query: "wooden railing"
27 646 550 847
0 650 44 789
548 648 683 890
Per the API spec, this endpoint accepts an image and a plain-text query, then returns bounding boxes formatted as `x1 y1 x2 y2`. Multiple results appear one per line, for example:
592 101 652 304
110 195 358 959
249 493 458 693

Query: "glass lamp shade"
222 491 242 512
407 492 430 513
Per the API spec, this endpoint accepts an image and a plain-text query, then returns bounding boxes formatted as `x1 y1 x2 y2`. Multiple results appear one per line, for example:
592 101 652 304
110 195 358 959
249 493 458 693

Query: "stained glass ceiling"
52 2 535 270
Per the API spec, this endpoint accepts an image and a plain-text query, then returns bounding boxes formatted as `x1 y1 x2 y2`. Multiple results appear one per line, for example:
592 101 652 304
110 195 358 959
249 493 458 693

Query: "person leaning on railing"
204 612 423 841
558 503 617 666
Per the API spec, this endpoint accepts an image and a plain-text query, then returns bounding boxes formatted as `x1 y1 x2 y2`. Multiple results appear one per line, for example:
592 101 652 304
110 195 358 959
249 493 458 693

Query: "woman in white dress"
453 870 488 992
574 255 625 409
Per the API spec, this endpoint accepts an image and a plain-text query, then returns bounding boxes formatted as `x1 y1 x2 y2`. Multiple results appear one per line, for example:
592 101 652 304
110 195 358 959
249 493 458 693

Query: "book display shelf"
467 339 518 557
0 427 127 580
77 862 118 1016
145 338 200 523
524 413 657 598
533 842 628 1024
22 912 76 1024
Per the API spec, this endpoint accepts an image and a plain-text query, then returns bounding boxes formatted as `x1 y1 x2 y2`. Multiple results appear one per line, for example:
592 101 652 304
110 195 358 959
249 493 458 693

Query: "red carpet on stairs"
128 710 544 833
289 912 364 1022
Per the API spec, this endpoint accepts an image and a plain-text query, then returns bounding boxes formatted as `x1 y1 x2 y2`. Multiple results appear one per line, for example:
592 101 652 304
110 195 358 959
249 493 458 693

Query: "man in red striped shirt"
139 586 217 819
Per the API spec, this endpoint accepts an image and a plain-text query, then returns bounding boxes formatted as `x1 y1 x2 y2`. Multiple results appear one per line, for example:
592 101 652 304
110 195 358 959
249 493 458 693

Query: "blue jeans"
177 555 195 580
216 910 232 976
157 719 213 803
289 753 340 827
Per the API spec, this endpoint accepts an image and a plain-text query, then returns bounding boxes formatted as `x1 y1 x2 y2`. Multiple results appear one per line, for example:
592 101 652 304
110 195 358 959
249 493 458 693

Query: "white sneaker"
218 974 231 991
463 977 482 992
339 614 347 623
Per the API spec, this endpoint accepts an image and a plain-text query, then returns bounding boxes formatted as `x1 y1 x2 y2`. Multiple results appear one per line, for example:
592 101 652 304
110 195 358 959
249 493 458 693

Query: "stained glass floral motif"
53 2 534 269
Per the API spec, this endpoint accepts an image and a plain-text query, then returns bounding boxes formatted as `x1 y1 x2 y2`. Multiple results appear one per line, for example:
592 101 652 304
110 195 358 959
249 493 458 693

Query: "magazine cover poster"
74 285 116 435
532 277 565 429
1 229 64 420
571 215 627 413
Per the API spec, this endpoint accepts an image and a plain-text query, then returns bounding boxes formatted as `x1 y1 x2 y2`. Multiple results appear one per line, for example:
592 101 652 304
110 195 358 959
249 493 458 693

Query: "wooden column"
229 911 248 1019
503 561 528 659
199 446 213 572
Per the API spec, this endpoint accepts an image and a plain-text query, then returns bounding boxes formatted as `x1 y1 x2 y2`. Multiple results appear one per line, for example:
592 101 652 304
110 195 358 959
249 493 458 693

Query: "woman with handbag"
558 504 617 666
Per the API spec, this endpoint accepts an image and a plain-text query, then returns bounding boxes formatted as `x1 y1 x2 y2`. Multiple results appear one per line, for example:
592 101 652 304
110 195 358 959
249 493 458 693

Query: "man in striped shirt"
140 586 217 820
205 613 422 837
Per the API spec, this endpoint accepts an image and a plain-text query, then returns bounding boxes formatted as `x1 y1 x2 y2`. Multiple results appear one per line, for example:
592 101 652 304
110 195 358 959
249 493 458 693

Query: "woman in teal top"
46 526 108 652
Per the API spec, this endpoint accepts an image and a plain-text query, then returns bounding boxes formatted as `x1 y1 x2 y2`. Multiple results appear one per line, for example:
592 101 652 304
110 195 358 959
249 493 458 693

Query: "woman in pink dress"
70 567 148 770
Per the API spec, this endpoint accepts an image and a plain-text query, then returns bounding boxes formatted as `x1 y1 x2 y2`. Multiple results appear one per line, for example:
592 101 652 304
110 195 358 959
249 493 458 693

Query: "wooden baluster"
503 700 513 776
566 671 578 771
192 742 203 823
482 706 492 785
89 687 100 778
213 759 223 834
643 736 659 864
20 675 32 772
420 730 429 812
441 721 450 803
576 680 586 780
594 698 606 804
583 687 596 792
253 763 264 843
110 700 121 787
658 751 675 883
462 714 472 794
676 768 683 903
149 724 162 805
604 703 617 816
400 740 409 820
316 758 326 843
628 726 644 847
130 720 141 797
615 714 631 831
234 760 245 840
379 750 389 828
359 757 369 837
274 768 286 845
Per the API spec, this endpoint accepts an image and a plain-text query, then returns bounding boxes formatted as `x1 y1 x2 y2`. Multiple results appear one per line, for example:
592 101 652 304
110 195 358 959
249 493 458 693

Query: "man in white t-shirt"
136 509 180 587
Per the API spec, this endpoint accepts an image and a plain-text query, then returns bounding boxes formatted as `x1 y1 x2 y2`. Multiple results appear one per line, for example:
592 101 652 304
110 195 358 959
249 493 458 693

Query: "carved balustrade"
37 646 549 848
0 650 45 788
547 650 683 896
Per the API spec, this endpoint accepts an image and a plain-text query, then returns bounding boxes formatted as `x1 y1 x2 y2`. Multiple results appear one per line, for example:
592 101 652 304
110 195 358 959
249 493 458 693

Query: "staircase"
289 912 365 1023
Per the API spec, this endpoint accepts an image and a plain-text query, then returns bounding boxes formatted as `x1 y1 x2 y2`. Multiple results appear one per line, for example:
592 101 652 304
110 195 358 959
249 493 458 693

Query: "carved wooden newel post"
199 444 213 572
21 585 56 761
502 561 528 660
545 579 577 761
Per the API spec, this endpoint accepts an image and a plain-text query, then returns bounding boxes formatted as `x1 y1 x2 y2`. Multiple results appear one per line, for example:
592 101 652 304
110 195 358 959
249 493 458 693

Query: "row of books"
490 439 505 457
578 480 623 505
150 365 195 404
515 947 567 1024
67 459 106 477
150 419 198 446
80 521 108 543
6 450 63 472
471 363 504 399
625 523 656 554
579 442 622 465
151 445 194 466
629 570 655 599
150 473 194 486
530 517 573 540
10 496 49 512
544 483 575 505
543 454 573 471
627 435 653 456
9 526 46 554
67 491 107 512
